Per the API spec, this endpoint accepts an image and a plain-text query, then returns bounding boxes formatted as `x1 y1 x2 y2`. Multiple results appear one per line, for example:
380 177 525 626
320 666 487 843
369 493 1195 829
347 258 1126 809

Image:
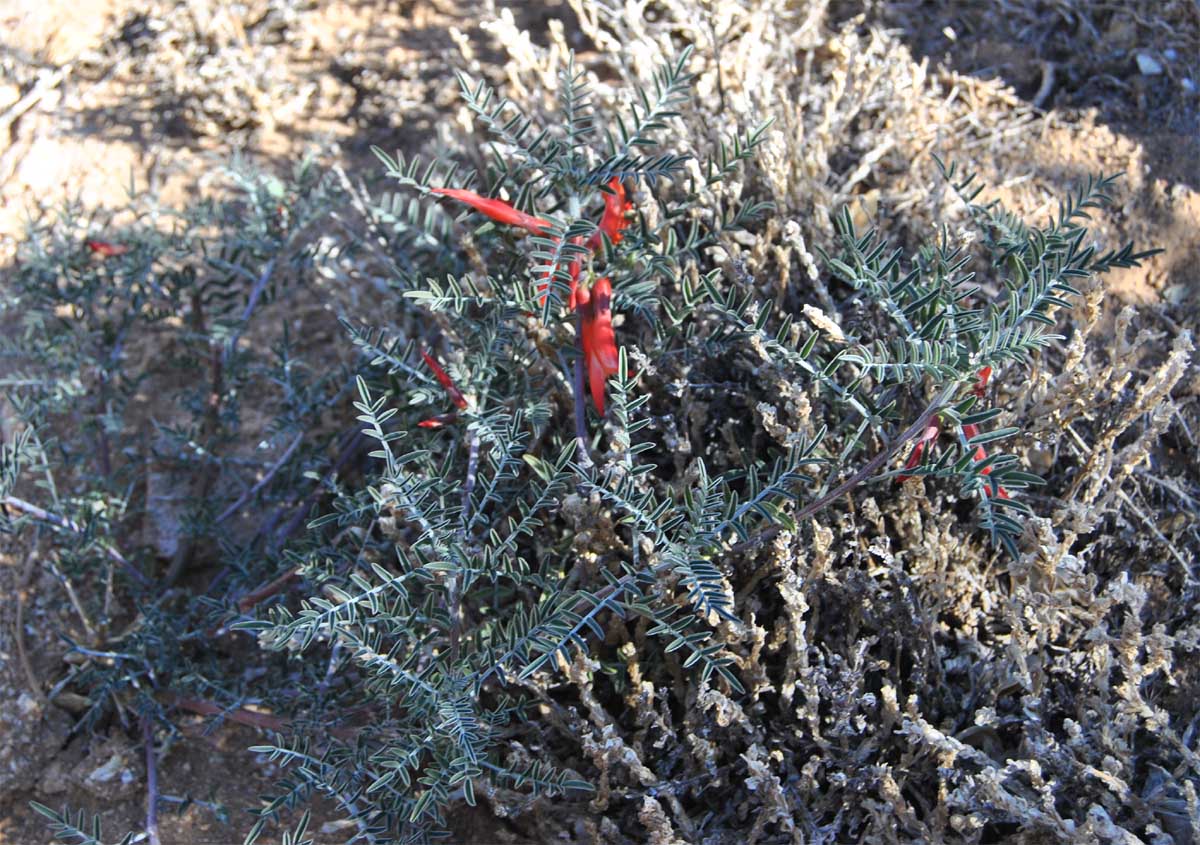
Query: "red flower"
972 366 992 399
897 370 1011 499
538 180 629 307
586 178 632 250
421 349 468 410
418 413 458 429
427 181 631 421
537 235 587 307
578 277 619 415
430 187 550 235
897 420 942 482
86 240 129 257
964 425 1011 499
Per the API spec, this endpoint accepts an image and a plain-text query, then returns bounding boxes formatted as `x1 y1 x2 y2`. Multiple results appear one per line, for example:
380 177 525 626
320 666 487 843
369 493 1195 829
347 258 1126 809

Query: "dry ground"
1 0 1197 843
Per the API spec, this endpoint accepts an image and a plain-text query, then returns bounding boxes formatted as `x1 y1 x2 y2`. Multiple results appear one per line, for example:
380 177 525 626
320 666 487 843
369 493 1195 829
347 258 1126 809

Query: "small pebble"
1136 53 1163 76
17 692 41 716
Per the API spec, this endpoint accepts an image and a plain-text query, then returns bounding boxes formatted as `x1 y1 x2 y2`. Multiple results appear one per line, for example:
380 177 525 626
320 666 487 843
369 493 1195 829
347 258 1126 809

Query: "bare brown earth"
1 0 1197 843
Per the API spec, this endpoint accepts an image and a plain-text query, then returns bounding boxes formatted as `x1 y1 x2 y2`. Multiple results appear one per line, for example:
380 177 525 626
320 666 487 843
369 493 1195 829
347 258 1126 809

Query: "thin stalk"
450 428 481 665
478 383 957 688
2 495 149 585
215 431 303 524
728 382 957 554
143 715 162 845
573 311 593 469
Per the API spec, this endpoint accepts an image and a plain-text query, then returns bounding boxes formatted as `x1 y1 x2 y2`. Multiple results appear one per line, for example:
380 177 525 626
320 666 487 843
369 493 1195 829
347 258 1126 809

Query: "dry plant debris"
1 1 1197 844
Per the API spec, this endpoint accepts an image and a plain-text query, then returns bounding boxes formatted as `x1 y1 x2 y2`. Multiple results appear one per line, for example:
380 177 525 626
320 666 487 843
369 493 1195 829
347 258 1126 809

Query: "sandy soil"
1 0 1196 843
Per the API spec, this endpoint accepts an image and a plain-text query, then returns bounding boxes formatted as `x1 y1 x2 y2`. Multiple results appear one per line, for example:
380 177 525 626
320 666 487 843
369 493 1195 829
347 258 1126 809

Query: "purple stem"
573 311 593 469
142 715 162 845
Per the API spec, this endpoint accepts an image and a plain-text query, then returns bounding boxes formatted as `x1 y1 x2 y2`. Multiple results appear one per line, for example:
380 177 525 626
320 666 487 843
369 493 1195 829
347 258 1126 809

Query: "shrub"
4 19 1191 845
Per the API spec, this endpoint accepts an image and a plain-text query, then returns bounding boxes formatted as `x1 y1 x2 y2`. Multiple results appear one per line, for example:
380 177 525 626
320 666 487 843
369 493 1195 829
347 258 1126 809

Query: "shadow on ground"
847 0 1199 191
